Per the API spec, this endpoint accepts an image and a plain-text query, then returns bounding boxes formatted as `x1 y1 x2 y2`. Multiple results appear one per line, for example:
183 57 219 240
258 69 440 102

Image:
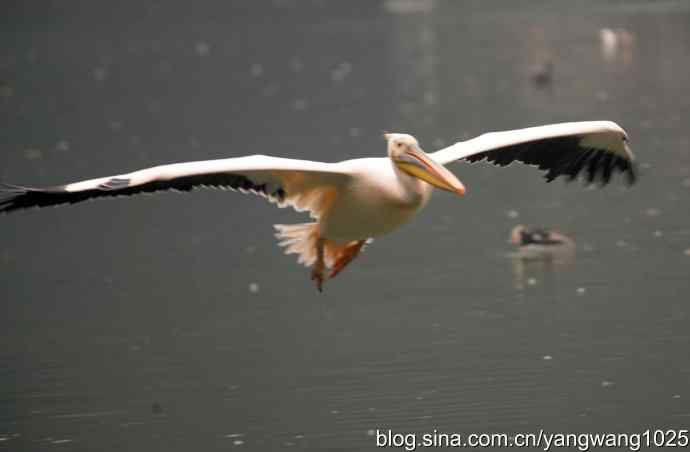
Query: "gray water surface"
2 1 689 451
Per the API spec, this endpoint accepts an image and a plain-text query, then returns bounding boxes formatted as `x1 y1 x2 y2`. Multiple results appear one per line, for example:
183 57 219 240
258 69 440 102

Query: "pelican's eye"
396 142 402 148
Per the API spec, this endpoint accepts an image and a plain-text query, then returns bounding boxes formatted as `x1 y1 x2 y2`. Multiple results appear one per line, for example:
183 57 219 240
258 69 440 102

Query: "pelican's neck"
390 160 432 207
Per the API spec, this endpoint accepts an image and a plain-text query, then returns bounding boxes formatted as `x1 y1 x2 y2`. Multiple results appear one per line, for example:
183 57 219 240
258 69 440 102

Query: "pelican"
1 121 636 291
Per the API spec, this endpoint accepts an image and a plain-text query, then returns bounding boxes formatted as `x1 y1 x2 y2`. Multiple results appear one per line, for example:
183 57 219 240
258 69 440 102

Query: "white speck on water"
108 120 123 131
250 63 263 77
224 433 244 438
506 209 519 219
577 287 587 295
288 57 303 72
331 61 352 82
91 66 109 81
293 434 304 439
51 439 73 444
262 84 279 97
601 380 614 388
384 0 436 14
543 355 553 360
653 230 663 238
330 410 339 415
0 437 8 442
673 394 681 399
596 90 609 102
645 207 661 217
527 277 537 286
367 429 375 436
249 283 260 294
195 41 210 56
368 407 376 412
348 127 361 138
24 148 42 160
55 140 70 152
233 439 244 446
292 99 308 111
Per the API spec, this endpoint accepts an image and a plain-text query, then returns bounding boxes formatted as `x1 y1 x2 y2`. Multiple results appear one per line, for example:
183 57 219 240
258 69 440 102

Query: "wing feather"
430 121 637 186
0 155 351 218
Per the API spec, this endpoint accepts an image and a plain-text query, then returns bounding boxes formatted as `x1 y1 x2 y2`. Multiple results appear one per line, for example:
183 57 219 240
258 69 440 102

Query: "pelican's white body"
319 158 432 243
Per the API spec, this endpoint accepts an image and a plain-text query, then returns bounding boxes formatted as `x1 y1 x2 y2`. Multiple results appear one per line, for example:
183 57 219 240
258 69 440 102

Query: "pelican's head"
385 133 465 195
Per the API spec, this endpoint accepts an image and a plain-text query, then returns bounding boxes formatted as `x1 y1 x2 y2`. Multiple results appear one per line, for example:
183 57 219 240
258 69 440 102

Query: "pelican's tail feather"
274 223 320 267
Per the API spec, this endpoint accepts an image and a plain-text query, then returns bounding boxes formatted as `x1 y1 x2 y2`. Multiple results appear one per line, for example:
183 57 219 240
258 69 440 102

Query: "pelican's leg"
310 237 325 292
328 240 367 279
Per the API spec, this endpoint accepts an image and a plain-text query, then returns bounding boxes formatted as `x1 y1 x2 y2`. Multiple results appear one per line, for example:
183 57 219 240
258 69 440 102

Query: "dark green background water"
1 1 689 450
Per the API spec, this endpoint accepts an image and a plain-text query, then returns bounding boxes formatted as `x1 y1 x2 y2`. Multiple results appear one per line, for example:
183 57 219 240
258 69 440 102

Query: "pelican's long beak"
395 144 466 195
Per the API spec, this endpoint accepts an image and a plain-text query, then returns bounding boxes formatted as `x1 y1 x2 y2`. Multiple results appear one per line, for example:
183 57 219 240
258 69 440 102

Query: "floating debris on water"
653 230 663 238
233 439 244 446
601 380 614 388
576 287 587 295
224 433 244 438
249 283 260 293
673 394 681 399
367 429 376 436
543 355 553 360
506 209 519 219
527 277 537 286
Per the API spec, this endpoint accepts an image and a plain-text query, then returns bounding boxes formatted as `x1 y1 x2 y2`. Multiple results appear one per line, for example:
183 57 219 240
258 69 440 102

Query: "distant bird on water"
1 121 636 291
510 225 575 260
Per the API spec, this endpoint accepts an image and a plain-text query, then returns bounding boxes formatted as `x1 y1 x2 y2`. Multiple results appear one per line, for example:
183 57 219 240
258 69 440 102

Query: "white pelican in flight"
1 121 636 291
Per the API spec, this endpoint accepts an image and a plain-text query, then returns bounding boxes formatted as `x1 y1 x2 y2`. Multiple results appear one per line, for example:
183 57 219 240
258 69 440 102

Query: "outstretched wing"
0 155 352 218
430 121 637 185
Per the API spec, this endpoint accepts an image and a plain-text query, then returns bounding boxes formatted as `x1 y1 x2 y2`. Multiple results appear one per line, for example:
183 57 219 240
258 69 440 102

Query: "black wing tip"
0 183 30 214
0 183 71 214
